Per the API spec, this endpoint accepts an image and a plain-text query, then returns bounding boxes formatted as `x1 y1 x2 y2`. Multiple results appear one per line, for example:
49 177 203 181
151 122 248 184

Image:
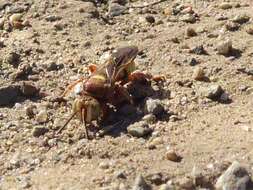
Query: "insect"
57 46 140 138
57 46 165 138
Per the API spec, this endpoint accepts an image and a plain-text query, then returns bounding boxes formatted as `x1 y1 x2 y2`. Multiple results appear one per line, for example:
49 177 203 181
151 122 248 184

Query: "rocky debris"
10 64 33 80
215 161 253 190
0 85 21 106
189 58 199 66
25 105 37 118
132 174 151 190
127 121 153 138
146 173 168 186
176 177 195 189
190 45 207 55
159 184 174 190
20 82 39 97
246 25 253 35
108 3 126 17
36 110 49 124
185 27 197 37
32 126 49 137
216 39 232 55
225 21 240 31
199 84 224 100
142 114 156 124
44 61 64 71
232 14 250 24
180 14 196 23
219 2 233 10
145 15 155 24
192 67 205 81
79 2 99 18
144 98 165 116
166 150 182 162
4 51 21 67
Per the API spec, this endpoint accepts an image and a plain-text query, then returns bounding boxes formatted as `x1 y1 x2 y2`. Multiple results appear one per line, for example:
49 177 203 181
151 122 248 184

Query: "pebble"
142 114 156 124
225 21 240 31
78 2 99 18
32 126 49 137
108 3 126 17
200 84 224 100
25 105 37 118
217 39 232 55
180 14 196 23
189 58 199 66
232 14 250 24
215 161 252 190
9 13 23 27
36 110 48 124
192 67 205 81
145 15 155 24
5 51 21 66
177 177 194 189
185 27 197 37
190 45 207 55
99 162 110 169
219 2 232 10
166 150 182 162
45 15 62 22
127 121 153 138
159 184 174 190
144 98 165 116
132 174 151 190
20 82 39 97
246 26 253 35
0 85 20 106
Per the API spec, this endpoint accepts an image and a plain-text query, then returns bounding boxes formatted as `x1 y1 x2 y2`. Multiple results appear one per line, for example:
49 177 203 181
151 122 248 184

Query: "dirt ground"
1 0 253 189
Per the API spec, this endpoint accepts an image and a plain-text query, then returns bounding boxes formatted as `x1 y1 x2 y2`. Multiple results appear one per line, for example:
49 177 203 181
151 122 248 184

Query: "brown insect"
57 46 164 138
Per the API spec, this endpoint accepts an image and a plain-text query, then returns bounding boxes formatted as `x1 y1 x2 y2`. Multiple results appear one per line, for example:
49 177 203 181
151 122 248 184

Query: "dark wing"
107 46 139 83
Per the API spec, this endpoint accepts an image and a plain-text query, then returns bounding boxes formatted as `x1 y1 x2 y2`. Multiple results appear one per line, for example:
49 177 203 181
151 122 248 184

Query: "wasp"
57 46 164 138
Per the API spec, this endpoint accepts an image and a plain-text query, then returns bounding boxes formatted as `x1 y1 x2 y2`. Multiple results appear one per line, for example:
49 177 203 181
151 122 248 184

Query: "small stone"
108 3 126 17
142 114 156 124
9 13 22 24
99 162 110 169
192 67 205 80
0 85 20 106
185 27 197 37
220 92 230 103
20 82 39 97
36 110 48 124
5 51 21 66
132 174 151 190
45 15 62 22
146 173 166 185
246 26 253 35
189 58 199 66
159 184 173 190
25 105 37 118
180 14 196 23
178 177 194 189
127 121 153 138
78 2 99 18
163 7 172 16
166 151 182 162
32 126 49 137
232 14 250 24
144 98 165 116
219 2 232 10
217 39 232 55
200 84 224 100
145 15 155 24
215 161 252 190
115 170 126 179
225 21 240 31
190 45 207 55
0 17 5 28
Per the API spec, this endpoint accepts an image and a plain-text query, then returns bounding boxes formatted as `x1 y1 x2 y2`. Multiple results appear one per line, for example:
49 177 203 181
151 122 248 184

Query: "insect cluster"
57 46 163 139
